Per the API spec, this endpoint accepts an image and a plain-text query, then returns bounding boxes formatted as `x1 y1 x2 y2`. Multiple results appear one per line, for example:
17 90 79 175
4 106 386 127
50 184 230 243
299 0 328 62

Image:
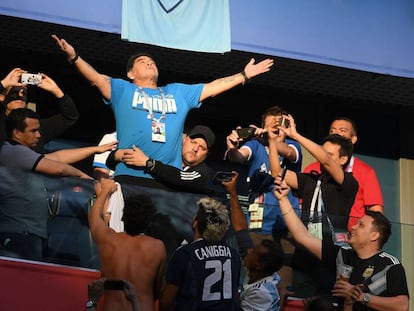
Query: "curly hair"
121 193 155 236
195 197 230 242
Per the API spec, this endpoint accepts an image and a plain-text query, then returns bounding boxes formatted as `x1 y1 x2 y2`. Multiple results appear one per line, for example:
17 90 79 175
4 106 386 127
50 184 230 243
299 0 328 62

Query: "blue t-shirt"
107 78 203 179
243 138 302 234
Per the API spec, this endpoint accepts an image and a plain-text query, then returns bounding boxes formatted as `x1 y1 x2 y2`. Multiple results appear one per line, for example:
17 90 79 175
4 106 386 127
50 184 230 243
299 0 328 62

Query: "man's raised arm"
52 34 111 100
200 58 274 101
88 179 117 239
274 176 322 260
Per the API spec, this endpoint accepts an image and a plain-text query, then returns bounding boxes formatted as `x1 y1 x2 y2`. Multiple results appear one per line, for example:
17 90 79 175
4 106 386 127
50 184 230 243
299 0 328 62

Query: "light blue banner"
121 0 231 53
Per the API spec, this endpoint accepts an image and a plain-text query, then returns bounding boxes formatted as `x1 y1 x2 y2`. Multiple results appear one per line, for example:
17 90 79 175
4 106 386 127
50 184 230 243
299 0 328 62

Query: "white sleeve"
92 132 117 174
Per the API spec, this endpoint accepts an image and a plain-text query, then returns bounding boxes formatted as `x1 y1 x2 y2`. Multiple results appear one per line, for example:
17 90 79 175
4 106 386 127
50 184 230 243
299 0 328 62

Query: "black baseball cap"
188 125 215 149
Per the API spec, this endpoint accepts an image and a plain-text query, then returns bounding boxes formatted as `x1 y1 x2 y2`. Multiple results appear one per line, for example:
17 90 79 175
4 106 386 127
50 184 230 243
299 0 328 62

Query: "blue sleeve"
285 138 302 172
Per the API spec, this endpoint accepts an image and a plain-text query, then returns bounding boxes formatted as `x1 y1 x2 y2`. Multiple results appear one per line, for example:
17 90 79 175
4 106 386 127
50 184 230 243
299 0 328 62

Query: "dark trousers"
0 232 44 261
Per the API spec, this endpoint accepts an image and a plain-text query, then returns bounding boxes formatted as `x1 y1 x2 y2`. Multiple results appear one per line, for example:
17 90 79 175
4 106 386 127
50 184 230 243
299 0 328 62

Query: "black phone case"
237 128 255 140
212 171 235 183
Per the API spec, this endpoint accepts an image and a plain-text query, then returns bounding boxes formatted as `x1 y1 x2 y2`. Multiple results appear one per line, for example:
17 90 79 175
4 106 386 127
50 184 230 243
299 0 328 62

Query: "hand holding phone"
279 116 290 128
212 171 236 184
236 127 256 140
21 73 42 85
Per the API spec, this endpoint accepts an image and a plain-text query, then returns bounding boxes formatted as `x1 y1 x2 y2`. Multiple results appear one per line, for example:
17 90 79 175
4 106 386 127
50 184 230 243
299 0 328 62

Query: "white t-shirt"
92 132 117 177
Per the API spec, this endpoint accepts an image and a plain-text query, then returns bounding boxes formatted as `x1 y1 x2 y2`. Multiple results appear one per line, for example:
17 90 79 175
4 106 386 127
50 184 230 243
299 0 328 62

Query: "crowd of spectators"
0 35 409 311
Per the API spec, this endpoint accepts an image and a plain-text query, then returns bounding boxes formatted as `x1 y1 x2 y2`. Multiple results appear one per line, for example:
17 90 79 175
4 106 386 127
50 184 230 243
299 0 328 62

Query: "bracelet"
240 70 250 85
68 51 79 65
282 207 293 216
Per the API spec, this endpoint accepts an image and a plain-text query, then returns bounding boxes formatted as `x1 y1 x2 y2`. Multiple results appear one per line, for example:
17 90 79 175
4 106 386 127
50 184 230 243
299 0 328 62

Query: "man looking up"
274 177 409 311
52 34 273 186
303 116 384 232
268 114 358 298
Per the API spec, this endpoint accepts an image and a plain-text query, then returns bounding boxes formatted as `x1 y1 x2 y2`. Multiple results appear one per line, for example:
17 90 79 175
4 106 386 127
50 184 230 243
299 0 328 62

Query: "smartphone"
212 171 236 184
236 127 255 140
279 116 290 128
280 162 288 180
21 73 42 85
280 166 288 180
104 279 125 290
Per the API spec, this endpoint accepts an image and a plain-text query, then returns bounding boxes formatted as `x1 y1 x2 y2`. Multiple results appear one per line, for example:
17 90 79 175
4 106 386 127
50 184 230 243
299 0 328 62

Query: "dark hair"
365 210 391 248
6 108 39 139
259 239 284 274
332 116 358 136
322 134 353 167
195 197 229 242
126 53 157 75
261 106 288 127
122 193 155 235
304 295 334 311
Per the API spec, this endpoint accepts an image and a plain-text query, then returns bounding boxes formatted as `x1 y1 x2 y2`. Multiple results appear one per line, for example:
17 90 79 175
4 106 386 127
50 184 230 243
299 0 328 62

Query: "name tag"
307 221 322 239
152 121 166 143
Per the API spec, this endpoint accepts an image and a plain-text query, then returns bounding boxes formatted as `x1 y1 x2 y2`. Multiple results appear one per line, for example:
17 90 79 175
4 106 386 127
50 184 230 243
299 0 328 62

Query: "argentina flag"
121 0 231 53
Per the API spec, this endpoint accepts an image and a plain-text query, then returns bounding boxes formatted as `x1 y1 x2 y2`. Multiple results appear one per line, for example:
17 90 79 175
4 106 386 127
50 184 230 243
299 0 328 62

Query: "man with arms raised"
303 116 384 231
268 114 358 298
52 34 273 186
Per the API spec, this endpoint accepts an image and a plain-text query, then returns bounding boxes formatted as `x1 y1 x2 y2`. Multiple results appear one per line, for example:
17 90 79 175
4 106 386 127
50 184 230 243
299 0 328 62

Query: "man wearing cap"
106 125 217 195
0 68 79 152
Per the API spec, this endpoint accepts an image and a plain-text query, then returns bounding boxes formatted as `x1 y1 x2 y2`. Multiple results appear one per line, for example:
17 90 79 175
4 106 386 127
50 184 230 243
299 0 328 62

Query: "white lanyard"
309 177 336 236
310 179 322 216
137 86 168 122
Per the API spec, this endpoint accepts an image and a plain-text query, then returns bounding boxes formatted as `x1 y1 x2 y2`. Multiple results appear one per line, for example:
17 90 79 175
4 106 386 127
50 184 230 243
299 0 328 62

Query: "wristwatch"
363 293 371 304
85 299 97 309
144 158 155 173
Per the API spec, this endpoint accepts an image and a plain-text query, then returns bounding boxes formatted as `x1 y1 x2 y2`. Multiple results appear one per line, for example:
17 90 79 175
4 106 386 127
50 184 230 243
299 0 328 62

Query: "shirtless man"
89 178 166 311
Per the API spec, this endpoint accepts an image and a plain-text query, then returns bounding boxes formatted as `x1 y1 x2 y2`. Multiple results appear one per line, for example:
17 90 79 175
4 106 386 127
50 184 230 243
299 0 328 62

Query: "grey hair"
196 197 230 242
